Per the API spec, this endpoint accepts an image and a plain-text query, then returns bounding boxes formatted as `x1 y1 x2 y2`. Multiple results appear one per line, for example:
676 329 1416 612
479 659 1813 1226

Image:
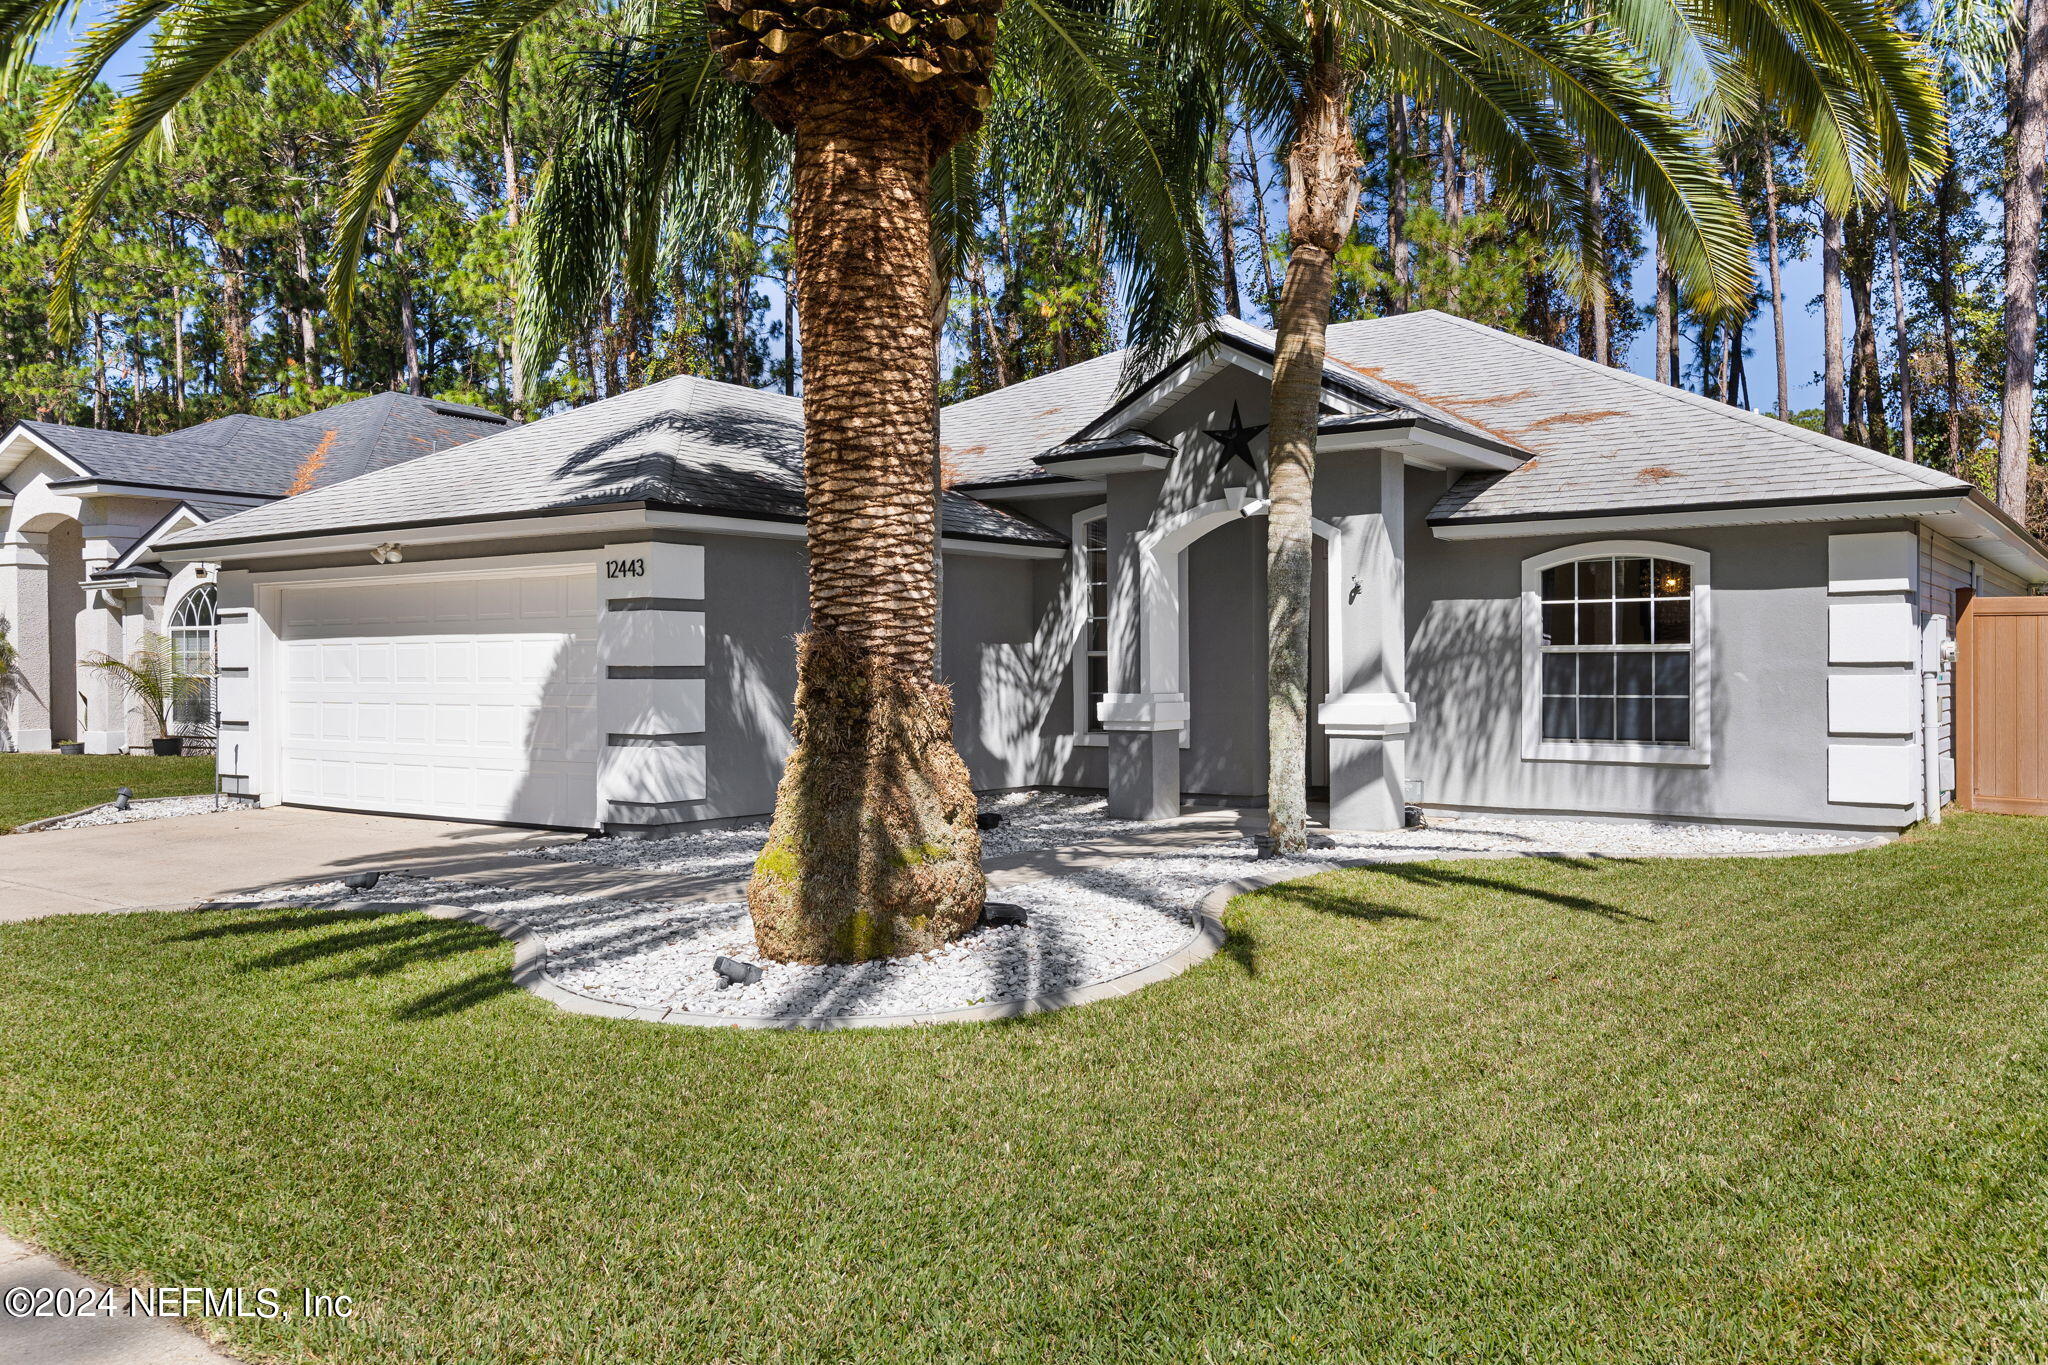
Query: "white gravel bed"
231 793 1870 1022
42 794 248 830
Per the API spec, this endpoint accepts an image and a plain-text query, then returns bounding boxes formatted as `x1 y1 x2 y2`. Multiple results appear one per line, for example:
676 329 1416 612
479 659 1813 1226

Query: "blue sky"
38 7 1837 415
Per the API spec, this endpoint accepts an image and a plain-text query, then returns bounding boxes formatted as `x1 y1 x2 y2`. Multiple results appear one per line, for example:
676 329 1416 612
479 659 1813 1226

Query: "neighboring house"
149 312 2048 836
0 393 515 754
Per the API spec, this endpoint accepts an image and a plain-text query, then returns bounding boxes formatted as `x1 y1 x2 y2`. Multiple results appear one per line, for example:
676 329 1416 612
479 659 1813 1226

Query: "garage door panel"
279 570 600 827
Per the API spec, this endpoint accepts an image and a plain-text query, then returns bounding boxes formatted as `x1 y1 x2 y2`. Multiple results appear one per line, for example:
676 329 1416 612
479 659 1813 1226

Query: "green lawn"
0 752 216 831
2 815 2046 1363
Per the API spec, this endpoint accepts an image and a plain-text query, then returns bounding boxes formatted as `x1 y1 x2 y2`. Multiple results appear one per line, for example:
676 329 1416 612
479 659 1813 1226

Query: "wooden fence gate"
1956 594 2048 814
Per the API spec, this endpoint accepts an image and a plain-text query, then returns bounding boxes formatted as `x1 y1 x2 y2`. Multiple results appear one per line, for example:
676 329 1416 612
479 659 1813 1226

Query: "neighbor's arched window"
167 584 218 730
1521 542 1711 765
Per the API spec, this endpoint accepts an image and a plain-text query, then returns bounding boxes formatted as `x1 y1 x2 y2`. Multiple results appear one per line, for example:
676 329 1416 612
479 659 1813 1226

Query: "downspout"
1921 614 1949 824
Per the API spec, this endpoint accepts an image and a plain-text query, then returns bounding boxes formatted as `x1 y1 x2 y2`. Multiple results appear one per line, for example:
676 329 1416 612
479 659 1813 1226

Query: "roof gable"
1315 312 1965 524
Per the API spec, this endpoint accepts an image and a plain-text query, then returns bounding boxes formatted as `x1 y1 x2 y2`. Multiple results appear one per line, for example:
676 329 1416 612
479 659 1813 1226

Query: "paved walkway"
1 1232 238 1363
0 805 578 920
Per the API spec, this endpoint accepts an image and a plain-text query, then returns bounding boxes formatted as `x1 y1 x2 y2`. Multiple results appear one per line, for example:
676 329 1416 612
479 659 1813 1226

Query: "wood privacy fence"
1955 594 2048 815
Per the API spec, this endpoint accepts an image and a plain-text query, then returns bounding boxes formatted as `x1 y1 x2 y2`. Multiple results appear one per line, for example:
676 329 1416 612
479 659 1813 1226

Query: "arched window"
167 584 218 730
1521 542 1711 765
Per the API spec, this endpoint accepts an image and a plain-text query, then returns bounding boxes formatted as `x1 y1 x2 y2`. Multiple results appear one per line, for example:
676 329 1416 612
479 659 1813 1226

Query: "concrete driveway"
0 805 579 921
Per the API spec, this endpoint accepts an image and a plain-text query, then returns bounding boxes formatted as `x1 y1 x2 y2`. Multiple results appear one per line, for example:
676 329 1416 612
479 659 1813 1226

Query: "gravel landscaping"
41 793 248 831
236 793 1872 1023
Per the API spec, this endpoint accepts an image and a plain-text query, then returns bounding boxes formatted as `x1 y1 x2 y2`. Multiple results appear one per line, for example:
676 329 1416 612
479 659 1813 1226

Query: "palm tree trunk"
501 126 526 417
1763 152 1789 419
1440 106 1461 309
1266 34 1359 855
1579 156 1608 364
1887 206 1915 462
1998 0 2048 514
745 68 984 962
1822 209 1846 439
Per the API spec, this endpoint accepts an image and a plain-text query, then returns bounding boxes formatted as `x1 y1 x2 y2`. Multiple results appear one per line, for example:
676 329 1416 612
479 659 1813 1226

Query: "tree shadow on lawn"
1244 852 1654 947
165 908 523 1021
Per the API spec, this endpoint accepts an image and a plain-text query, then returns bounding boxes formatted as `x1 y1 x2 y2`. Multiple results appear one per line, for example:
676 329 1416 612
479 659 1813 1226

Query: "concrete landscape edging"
9 794 247 836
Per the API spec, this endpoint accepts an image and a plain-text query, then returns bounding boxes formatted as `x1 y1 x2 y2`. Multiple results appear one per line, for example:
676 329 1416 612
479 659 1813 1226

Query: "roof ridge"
1380 310 1965 492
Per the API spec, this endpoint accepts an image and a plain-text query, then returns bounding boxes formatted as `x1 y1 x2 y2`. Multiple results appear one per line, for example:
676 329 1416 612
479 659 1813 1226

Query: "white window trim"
1072 505 1110 745
1520 539 1712 767
1071 504 1191 748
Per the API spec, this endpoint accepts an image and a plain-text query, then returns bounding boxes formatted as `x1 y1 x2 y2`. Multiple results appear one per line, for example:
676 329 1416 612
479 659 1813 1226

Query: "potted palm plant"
82 633 198 756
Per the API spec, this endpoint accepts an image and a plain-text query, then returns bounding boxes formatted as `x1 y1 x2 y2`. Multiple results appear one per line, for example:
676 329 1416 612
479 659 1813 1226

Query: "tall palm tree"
1 0 1216 963
1233 0 1946 853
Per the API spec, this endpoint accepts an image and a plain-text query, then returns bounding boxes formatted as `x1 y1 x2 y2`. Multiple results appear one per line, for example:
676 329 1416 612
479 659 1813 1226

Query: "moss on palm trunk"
749 630 983 962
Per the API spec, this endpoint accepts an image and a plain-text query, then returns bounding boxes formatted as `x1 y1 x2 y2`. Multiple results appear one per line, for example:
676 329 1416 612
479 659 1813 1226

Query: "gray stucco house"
134 311 2048 836
0 392 512 755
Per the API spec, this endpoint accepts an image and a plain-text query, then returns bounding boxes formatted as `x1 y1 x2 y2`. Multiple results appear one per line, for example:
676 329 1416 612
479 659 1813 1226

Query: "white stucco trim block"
1827 743 1917 806
599 542 703 599
215 610 254 669
1098 692 1189 731
215 671 256 725
1318 691 1416 736
599 608 705 667
1828 601 1916 664
1827 672 1918 736
600 677 706 736
1827 531 1917 595
600 744 706 805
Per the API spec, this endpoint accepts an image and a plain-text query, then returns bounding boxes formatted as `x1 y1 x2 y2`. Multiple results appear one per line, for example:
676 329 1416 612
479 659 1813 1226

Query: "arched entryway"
1103 489 1338 814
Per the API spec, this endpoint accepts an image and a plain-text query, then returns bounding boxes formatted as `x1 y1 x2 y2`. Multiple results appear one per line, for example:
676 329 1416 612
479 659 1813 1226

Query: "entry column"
0 533 53 752
1101 468 1184 820
1320 451 1413 830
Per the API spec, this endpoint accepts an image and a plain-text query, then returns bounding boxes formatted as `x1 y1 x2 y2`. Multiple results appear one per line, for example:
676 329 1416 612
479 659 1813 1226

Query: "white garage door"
279 569 601 827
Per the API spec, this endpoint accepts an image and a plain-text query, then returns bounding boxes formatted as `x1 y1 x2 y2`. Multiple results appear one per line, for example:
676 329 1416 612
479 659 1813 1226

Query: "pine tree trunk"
1216 120 1243 319
1846 212 1887 452
1265 36 1359 855
1887 207 1915 462
1243 122 1280 306
1939 164 1963 470
1763 153 1789 419
1440 106 1461 308
501 128 526 417
1998 0 2047 513
1388 97 1410 311
1822 210 1846 439
745 66 985 962
1654 241 1674 385
171 285 186 414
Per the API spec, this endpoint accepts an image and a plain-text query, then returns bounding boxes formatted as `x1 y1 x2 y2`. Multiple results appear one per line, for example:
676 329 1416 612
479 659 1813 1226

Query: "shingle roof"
161 375 1063 552
19 393 512 499
1314 311 1965 524
940 349 1131 485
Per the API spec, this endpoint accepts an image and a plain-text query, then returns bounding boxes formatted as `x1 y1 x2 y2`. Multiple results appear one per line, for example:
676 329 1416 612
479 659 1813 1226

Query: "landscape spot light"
114 787 132 811
344 871 383 892
714 956 764 986
982 902 1027 927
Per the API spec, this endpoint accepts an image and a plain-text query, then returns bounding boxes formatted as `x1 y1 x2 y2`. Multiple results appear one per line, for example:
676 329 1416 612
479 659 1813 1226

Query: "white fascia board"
46 479 270 504
1431 495 1968 541
961 478 1107 501
158 504 1065 566
1917 500 2048 586
1318 422 1525 472
156 507 666 563
1 426 95 483
1032 451 1172 478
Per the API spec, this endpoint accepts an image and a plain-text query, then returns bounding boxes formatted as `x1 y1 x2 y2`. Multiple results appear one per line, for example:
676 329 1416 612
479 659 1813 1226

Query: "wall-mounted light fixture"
370 543 404 564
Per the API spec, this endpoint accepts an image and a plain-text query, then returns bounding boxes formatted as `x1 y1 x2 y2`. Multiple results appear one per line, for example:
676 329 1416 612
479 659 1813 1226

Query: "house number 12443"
605 557 647 579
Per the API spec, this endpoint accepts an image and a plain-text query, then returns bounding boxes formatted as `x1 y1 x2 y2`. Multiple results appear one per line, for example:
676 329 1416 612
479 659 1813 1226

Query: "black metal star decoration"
1204 403 1266 479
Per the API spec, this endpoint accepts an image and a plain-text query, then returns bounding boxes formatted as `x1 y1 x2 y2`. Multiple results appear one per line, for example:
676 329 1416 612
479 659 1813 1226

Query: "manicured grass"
3 816 2047 1363
0 752 216 831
